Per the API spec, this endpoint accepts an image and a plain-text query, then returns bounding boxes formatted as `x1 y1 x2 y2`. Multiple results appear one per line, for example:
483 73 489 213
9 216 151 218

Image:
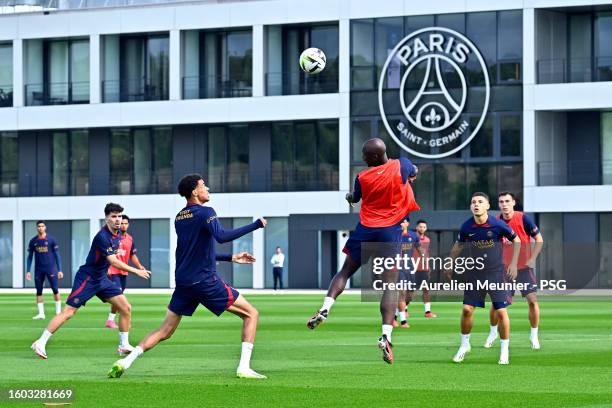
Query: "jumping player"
108 174 268 379
26 221 64 319
485 192 544 350
105 214 146 329
445 192 520 365
31 203 151 359
307 138 420 364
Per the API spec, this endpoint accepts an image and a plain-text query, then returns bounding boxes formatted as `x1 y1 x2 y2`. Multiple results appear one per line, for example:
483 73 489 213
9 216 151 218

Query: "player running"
105 214 146 329
31 203 151 359
108 174 268 379
26 221 64 319
405 219 437 319
484 192 544 350
394 218 421 329
307 138 420 364
445 192 520 365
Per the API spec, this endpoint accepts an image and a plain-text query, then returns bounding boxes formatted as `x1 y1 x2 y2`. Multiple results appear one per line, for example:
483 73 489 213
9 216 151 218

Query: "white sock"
108 313 116 322
399 311 407 322
320 297 335 313
500 339 509 354
55 301 61 315
37 303 44 315
238 342 254 371
121 345 143 369
424 302 431 313
489 325 498 336
530 327 539 339
382 324 393 342
39 329 52 346
460 334 471 348
119 332 129 347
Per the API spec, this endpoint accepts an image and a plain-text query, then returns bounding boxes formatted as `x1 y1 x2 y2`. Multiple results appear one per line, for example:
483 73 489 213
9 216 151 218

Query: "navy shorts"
109 274 127 292
343 222 402 265
34 271 59 296
413 271 429 288
66 272 123 308
463 269 512 310
512 268 538 297
168 274 239 317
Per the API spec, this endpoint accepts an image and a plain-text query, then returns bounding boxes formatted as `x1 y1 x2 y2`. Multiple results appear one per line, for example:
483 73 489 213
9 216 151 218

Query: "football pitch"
1 294 611 407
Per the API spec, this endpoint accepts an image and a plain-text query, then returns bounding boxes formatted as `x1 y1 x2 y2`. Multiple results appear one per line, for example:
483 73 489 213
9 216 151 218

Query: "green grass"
1 294 612 407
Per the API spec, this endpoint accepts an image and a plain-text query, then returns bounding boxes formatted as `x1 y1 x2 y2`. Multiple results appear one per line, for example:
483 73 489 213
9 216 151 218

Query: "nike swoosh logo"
468 233 475 236
377 169 385 174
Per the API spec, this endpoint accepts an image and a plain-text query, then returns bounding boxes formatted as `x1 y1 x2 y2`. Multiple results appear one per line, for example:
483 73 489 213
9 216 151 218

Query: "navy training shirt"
174 204 263 287
27 235 61 274
77 226 121 281
457 215 517 272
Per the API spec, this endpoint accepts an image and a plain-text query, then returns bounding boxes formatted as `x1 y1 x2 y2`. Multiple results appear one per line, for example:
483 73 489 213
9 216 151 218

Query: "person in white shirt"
270 247 285 290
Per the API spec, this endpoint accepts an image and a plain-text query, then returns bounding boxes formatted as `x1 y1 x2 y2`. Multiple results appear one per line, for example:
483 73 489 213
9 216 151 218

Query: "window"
0 132 18 196
52 130 89 196
0 42 12 107
232 218 254 288
271 121 339 191
500 114 521 157
264 218 289 289
469 116 493 158
25 39 89 106
150 219 170 288
183 28 252 99
110 127 173 194
266 23 338 95
207 125 249 193
0 221 11 287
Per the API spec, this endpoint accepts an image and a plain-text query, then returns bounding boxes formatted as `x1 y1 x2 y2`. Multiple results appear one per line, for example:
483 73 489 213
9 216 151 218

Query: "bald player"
307 138 420 364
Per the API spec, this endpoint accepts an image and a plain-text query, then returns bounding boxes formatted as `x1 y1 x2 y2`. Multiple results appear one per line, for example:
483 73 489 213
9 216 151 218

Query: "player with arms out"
31 203 151 359
105 214 146 329
307 138 420 364
445 192 520 365
26 221 64 319
485 192 544 350
108 174 267 379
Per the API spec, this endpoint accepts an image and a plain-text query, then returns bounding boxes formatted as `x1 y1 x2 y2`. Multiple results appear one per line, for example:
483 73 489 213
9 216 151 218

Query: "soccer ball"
299 48 326 74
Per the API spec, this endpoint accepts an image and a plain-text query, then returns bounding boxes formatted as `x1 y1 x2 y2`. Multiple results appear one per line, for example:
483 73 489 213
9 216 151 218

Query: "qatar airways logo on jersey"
378 27 490 159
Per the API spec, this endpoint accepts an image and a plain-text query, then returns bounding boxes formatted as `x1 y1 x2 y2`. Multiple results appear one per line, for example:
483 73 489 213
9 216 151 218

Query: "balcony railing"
0 84 12 107
102 78 169 103
24 81 89 106
537 57 612 84
182 75 252 99
266 71 338 96
537 160 612 186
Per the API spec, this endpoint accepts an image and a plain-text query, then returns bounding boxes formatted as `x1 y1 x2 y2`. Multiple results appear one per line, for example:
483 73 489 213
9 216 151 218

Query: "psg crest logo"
378 27 490 159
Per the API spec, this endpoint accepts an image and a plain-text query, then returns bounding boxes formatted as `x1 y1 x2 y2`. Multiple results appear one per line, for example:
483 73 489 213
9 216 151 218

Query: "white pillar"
338 18 350 94
12 219 23 288
169 29 181 101
523 8 535 86
90 34 101 104
12 38 23 107
252 24 264 97
339 116 350 192
338 18 351 193
523 8 537 206
169 217 176 289
252 220 264 288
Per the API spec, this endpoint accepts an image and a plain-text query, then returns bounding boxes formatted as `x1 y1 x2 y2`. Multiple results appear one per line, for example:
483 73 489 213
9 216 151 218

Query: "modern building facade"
0 0 611 290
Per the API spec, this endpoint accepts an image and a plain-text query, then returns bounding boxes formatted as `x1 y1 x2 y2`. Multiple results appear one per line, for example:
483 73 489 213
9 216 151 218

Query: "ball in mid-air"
299 48 326 74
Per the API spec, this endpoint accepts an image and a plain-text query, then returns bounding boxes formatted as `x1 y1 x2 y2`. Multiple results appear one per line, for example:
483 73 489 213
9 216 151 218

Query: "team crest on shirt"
487 231 494 237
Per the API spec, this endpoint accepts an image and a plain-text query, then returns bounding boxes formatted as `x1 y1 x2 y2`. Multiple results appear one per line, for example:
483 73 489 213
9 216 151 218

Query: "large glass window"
207 125 249 193
232 218 253 288
183 28 252 99
110 127 173 194
0 42 13 107
271 121 339 191
0 221 11 287
25 39 89 106
52 130 89 196
0 132 18 197
103 33 169 102
266 23 338 95
150 219 170 288
595 12 612 81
